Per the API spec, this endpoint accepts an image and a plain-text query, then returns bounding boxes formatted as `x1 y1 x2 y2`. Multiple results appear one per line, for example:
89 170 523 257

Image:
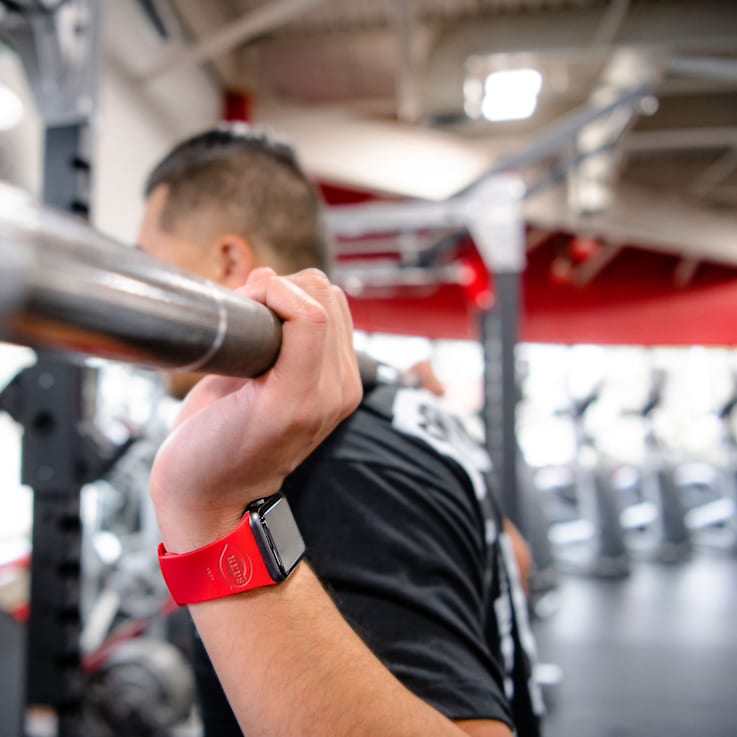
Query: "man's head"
137 124 332 396
138 124 331 281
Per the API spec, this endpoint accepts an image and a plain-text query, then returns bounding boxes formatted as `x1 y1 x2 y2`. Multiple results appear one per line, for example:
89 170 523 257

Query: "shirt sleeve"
284 452 515 729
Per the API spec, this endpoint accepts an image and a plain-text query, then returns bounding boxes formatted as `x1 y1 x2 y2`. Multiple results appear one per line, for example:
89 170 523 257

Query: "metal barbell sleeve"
0 182 282 377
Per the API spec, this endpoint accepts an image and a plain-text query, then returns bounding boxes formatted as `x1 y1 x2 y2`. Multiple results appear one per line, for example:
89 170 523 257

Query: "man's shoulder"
323 384 438 459
314 384 492 491
315 384 432 469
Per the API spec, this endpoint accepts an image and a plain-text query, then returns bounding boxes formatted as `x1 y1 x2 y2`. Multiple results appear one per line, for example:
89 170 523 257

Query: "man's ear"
212 234 256 289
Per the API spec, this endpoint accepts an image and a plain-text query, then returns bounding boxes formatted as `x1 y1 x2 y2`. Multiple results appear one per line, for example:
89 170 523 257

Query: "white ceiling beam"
525 184 737 267
143 0 327 83
256 100 497 200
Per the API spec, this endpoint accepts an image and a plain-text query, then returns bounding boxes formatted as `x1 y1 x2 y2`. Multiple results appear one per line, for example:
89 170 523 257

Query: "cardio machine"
544 385 631 578
684 376 737 553
619 370 691 563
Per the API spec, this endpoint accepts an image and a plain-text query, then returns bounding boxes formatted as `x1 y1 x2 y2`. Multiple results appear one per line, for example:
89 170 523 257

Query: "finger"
324 284 352 376
241 269 331 311
288 272 354 384
285 271 343 364
243 269 359 420
329 284 363 411
330 284 354 359
245 266 277 286
243 272 329 391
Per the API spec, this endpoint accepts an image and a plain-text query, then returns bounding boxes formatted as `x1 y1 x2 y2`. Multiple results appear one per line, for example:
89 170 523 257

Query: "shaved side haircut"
144 124 332 273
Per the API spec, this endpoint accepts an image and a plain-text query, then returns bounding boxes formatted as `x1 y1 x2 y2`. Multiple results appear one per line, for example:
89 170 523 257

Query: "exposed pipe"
625 127 737 153
669 56 737 82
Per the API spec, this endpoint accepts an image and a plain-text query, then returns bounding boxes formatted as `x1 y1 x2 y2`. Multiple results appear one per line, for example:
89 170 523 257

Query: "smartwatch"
158 493 305 605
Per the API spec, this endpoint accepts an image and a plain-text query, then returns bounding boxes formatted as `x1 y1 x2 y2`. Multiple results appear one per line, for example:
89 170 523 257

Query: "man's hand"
150 268 362 551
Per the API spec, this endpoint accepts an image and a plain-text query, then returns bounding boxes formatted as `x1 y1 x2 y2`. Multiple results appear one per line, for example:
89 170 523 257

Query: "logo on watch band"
218 543 253 589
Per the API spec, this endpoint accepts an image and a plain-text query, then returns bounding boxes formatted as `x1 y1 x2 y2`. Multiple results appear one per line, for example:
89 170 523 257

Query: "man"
139 125 542 737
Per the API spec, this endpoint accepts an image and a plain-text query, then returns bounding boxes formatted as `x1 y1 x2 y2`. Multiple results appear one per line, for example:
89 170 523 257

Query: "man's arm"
503 518 533 593
151 269 512 737
190 563 511 737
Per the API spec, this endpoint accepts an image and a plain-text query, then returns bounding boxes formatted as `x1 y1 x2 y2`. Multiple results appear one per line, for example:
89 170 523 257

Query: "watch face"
260 496 305 577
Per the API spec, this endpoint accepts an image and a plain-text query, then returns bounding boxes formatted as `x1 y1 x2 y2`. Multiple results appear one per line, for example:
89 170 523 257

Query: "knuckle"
331 284 350 311
296 267 331 290
249 266 276 282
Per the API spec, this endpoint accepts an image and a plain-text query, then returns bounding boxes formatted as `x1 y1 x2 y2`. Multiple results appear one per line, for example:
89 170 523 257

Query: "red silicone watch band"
158 512 277 605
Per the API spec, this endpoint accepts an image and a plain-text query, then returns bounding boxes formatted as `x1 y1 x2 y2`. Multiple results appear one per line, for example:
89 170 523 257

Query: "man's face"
137 184 217 282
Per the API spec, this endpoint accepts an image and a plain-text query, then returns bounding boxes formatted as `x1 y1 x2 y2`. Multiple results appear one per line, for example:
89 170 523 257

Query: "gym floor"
534 552 737 737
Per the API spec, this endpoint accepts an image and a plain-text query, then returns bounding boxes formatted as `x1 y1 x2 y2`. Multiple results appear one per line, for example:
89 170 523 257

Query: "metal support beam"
625 127 737 153
0 1 103 127
669 56 737 82
17 360 93 733
480 274 522 527
0 7 104 735
144 0 326 82
461 84 652 197
9 1 104 726
471 177 525 528
326 84 652 236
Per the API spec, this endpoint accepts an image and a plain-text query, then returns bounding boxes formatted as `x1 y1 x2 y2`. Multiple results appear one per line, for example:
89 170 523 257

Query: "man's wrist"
155 488 280 553
157 511 245 554
157 502 260 553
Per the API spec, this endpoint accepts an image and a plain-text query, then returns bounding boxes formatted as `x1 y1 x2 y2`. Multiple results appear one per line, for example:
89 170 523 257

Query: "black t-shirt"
192 385 542 736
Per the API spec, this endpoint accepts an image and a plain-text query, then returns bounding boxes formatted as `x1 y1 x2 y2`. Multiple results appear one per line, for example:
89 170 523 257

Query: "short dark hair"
144 124 332 273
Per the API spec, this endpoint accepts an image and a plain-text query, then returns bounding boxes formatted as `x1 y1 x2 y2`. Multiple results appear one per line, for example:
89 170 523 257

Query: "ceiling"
141 0 737 273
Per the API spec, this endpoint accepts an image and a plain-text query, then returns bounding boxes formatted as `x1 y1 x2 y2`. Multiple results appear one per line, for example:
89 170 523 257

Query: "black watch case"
248 494 305 581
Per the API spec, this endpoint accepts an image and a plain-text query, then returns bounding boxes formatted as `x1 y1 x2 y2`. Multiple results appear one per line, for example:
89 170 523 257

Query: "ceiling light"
481 69 542 123
0 84 23 131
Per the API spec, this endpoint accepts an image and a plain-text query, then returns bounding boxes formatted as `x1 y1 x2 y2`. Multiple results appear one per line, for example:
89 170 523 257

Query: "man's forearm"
189 563 511 737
